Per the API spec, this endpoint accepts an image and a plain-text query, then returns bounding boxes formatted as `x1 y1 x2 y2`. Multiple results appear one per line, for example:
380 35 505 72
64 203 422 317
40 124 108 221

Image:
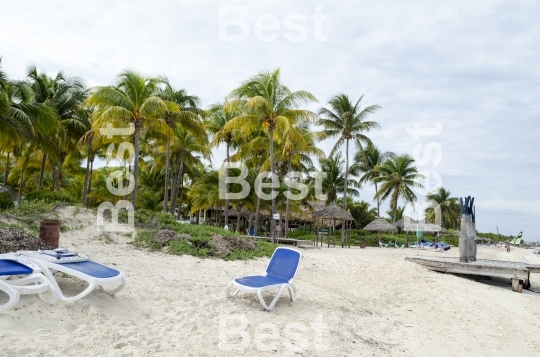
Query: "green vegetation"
25 190 77 204
0 58 494 249
0 200 60 235
130 210 276 260
0 192 14 210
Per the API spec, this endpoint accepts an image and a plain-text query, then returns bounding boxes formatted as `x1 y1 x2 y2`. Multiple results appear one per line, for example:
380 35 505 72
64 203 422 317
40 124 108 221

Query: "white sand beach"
1 207 539 357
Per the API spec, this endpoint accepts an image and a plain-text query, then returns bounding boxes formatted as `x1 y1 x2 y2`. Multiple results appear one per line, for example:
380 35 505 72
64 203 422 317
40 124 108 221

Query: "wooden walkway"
244 236 318 249
405 256 540 293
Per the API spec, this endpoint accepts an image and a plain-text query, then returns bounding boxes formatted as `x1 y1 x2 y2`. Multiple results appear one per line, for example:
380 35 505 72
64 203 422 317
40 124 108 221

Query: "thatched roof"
312 203 354 220
394 216 418 230
364 218 398 232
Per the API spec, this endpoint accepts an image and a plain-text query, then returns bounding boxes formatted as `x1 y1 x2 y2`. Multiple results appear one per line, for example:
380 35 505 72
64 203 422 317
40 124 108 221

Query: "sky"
1 0 539 240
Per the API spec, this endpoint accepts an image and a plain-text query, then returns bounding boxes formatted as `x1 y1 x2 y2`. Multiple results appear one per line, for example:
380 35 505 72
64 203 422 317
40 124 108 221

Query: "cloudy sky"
1 0 539 240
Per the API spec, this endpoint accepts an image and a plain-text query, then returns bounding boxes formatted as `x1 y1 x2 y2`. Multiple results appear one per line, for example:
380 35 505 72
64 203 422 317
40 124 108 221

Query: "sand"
1 207 539 357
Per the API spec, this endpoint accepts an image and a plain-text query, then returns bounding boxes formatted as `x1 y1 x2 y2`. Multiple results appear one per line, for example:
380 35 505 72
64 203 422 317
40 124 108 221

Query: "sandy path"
1 208 539 356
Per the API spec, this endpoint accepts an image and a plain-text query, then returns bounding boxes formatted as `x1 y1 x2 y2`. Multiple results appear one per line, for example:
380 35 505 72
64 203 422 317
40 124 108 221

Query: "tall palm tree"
425 187 461 229
317 94 381 212
205 99 241 227
156 79 201 213
87 71 167 207
168 125 210 218
374 154 424 225
225 69 317 242
354 143 394 218
26 67 88 191
315 153 359 205
280 123 323 238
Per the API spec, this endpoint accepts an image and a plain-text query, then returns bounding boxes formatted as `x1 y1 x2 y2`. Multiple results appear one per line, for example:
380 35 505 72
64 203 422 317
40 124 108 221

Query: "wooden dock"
244 236 318 249
405 256 540 293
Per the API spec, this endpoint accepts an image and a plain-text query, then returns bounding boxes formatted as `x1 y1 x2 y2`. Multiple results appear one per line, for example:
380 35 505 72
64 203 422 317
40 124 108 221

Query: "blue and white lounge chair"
226 247 302 311
0 254 56 312
18 249 126 303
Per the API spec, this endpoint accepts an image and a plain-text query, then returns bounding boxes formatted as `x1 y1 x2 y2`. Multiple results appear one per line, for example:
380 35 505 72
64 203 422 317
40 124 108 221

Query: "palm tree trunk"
375 181 380 218
163 135 171 213
342 138 349 247
170 163 178 214
285 153 292 239
38 153 47 190
224 142 230 227
87 158 94 208
51 162 61 191
269 126 277 244
82 151 91 206
131 122 141 208
176 160 185 220
392 198 397 236
18 168 24 204
254 195 261 236
3 152 9 186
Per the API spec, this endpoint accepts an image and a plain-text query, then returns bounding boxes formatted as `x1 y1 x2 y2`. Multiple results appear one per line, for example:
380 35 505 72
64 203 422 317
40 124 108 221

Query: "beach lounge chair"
0 254 55 312
18 249 126 303
379 240 388 248
226 247 302 311
390 240 404 249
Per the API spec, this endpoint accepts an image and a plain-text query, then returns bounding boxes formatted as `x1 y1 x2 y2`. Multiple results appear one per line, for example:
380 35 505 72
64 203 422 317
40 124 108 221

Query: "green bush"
0 192 14 210
132 211 276 260
25 191 77 205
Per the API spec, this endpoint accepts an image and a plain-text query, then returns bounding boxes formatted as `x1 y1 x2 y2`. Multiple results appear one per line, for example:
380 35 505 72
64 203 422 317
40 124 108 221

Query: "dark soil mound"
153 229 191 246
0 228 55 254
211 234 257 255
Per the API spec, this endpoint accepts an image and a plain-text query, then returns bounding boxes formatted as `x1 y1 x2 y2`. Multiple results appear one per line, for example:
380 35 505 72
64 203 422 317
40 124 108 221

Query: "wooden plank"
405 257 530 282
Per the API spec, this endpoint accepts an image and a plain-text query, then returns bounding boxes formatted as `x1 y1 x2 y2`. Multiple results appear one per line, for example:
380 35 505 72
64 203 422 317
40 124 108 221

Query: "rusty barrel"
39 219 61 248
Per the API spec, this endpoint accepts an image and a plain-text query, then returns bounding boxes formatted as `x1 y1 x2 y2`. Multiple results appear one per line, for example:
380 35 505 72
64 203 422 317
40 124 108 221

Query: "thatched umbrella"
394 216 418 246
394 216 418 231
364 218 398 244
312 203 354 248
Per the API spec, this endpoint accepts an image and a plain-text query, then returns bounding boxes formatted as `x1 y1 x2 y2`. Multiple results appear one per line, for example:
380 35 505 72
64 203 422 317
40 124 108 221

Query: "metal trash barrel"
39 219 61 248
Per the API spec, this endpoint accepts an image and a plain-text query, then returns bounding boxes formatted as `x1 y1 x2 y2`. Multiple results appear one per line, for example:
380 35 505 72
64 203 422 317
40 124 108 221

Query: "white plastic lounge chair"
18 249 126 303
0 254 55 312
379 241 388 248
226 247 302 311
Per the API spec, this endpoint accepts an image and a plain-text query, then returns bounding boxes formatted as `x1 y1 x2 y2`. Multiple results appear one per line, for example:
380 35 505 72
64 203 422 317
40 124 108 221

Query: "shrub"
0 192 14 210
24 191 77 205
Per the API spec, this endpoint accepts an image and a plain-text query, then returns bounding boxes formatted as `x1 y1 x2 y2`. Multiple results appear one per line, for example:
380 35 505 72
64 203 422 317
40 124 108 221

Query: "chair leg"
0 280 20 313
287 284 297 302
225 281 239 298
257 285 287 311
98 275 127 296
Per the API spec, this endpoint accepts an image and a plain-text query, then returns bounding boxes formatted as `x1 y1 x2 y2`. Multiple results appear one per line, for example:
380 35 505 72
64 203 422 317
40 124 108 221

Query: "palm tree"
349 200 377 228
374 154 424 226
317 94 381 212
280 123 323 238
354 143 394 217
168 125 210 219
425 187 461 229
315 153 359 205
225 69 317 242
156 79 201 213
26 66 88 191
87 71 168 207
205 99 241 227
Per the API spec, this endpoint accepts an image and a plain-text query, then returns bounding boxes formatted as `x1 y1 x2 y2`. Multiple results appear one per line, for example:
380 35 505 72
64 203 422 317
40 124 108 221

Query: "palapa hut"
312 203 354 248
364 218 398 243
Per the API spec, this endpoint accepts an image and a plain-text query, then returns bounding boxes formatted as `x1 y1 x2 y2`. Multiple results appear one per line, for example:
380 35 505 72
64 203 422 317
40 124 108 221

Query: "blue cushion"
57 260 120 279
266 248 300 282
235 275 289 288
0 259 33 276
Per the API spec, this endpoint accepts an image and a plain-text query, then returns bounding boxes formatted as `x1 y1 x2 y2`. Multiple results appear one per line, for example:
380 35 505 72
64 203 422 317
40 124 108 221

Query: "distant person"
506 243 511 253
276 223 282 238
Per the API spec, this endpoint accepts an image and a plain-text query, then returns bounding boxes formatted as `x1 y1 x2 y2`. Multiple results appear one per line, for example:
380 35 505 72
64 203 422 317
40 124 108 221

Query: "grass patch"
130 210 277 260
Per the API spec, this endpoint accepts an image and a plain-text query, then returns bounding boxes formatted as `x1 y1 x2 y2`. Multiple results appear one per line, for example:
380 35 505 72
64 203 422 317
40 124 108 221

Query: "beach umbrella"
364 218 398 241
